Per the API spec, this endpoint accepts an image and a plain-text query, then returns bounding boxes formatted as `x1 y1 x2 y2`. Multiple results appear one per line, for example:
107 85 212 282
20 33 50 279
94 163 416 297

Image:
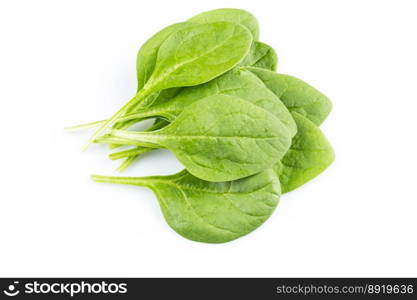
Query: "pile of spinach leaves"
71 8 334 243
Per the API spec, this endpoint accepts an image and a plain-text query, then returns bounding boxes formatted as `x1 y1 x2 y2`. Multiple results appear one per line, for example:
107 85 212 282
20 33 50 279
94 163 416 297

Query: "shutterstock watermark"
2 280 127 297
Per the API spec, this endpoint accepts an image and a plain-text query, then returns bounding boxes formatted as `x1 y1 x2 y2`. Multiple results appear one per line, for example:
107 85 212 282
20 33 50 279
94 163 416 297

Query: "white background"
0 0 416 277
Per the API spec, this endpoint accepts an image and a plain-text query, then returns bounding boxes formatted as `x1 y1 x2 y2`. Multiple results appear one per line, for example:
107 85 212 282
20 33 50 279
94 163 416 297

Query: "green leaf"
188 8 259 40
123 41 278 128
77 41 277 137
137 41 277 109
136 22 194 92
98 95 292 182
238 42 278 71
117 68 296 138
110 43 280 165
245 67 332 125
92 169 280 243
145 22 252 91
108 67 295 171
85 22 252 149
137 8 260 92
276 112 335 193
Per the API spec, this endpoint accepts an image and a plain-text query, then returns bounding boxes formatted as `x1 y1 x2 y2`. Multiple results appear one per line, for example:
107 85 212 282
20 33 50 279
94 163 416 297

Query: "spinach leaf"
134 8 260 108
97 95 292 182
136 22 194 93
73 41 277 135
137 40 276 100
188 8 259 40
138 41 277 108
108 67 297 171
117 68 296 137
119 41 277 129
245 67 332 125
238 42 278 71
85 22 253 149
92 169 280 243
275 112 334 193
137 8 259 93
145 22 252 90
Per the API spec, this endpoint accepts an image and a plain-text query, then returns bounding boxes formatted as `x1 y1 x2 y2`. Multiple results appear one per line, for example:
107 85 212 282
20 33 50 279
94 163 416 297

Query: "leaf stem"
116 155 140 172
107 129 163 147
65 119 106 131
109 146 153 160
116 108 169 124
94 135 131 145
91 174 156 188
83 88 152 150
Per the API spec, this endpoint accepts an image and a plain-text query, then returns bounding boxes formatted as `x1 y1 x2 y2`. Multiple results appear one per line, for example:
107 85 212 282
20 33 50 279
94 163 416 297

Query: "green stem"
108 119 141 149
108 118 168 150
94 135 130 146
109 146 154 160
91 174 155 188
94 134 161 148
65 108 154 132
66 105 168 133
116 155 140 172
116 109 170 124
65 119 106 131
83 87 152 150
108 129 163 147
108 143 125 150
